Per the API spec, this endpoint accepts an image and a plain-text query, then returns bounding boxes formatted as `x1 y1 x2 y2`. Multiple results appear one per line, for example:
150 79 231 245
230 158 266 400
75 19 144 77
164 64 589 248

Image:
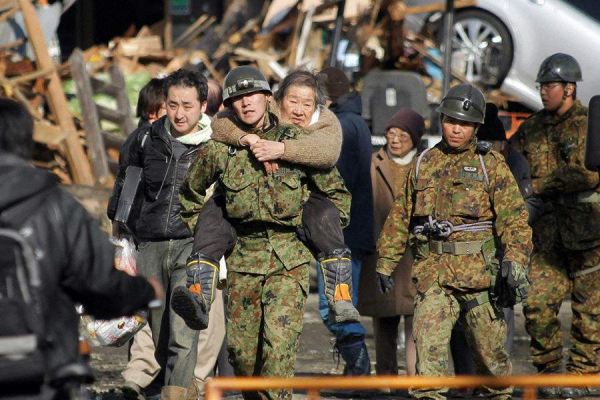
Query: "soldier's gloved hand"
502 261 531 305
492 273 516 308
502 260 531 302
501 261 527 288
496 261 530 307
377 272 395 294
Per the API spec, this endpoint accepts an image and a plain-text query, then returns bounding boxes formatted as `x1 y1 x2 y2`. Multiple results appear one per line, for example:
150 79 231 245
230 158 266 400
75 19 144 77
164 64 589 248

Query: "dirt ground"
89 292 578 399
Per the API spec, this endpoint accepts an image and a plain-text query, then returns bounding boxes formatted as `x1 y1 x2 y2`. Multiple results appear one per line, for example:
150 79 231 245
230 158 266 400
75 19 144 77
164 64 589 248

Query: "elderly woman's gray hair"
274 70 328 106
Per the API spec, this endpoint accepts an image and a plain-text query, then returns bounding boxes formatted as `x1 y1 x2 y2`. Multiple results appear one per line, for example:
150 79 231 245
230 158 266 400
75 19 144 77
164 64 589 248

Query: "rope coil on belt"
413 216 493 238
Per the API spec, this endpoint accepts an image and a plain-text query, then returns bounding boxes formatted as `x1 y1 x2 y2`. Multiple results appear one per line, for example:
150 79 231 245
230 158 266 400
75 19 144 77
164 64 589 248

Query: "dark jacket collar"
330 92 362 116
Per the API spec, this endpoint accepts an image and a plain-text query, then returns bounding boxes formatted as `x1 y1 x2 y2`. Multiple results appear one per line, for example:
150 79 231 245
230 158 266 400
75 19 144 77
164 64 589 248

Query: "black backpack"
0 220 47 386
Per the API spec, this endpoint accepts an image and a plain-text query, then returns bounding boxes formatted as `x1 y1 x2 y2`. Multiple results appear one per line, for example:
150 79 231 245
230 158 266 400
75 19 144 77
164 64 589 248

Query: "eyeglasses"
386 131 412 142
535 83 563 92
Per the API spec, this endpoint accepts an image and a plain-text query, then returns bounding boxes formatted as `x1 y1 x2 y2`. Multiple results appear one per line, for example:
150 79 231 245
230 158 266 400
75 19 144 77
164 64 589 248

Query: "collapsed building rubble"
1 0 523 195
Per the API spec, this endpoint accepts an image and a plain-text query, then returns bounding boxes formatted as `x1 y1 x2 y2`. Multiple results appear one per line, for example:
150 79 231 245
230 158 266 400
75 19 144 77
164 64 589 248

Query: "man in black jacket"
108 69 211 399
0 98 160 399
317 67 375 376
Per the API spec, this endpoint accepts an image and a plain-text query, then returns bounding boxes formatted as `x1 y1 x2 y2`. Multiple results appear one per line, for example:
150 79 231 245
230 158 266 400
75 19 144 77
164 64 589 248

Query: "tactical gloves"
171 253 219 330
377 272 395 294
320 248 361 324
492 261 530 308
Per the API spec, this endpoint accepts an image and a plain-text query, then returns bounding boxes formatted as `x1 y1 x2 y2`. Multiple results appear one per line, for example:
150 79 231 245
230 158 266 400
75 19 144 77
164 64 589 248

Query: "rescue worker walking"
179 66 350 400
511 53 600 398
377 84 532 400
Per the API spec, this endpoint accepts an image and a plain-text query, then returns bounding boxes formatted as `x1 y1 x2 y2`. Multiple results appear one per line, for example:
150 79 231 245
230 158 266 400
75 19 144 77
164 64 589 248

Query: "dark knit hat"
477 103 506 142
385 108 425 145
318 67 350 102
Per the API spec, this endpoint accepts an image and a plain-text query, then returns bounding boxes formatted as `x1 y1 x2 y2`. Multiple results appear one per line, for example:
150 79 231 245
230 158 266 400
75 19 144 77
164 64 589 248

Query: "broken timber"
17 0 95 185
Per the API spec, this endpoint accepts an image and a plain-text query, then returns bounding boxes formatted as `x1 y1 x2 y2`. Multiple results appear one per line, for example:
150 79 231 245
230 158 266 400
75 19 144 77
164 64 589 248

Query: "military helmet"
437 83 486 124
222 66 271 103
536 53 582 83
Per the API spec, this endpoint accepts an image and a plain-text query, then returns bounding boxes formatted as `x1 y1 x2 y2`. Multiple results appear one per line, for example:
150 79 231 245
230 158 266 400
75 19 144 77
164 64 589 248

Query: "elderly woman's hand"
251 139 285 162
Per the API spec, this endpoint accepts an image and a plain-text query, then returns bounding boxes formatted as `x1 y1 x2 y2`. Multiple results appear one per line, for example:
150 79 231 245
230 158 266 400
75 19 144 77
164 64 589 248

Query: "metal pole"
329 0 346 67
441 0 455 96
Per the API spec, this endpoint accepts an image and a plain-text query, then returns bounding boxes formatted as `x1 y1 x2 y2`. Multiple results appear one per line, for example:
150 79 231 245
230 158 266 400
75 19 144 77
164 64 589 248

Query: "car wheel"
437 9 513 87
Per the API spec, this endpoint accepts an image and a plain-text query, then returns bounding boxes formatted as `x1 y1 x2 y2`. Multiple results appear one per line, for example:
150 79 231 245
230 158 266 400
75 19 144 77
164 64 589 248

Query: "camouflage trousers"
524 243 600 373
226 252 309 400
412 281 512 400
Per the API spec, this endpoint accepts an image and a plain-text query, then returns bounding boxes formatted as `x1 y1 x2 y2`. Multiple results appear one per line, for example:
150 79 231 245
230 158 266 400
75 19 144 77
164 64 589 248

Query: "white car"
406 0 600 111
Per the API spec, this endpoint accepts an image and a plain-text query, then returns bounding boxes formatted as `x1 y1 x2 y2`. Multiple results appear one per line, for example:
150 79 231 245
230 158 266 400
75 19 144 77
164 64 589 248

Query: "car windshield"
568 0 600 23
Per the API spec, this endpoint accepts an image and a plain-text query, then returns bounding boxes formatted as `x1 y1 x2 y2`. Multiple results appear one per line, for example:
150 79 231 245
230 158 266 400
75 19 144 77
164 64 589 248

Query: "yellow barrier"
205 374 600 400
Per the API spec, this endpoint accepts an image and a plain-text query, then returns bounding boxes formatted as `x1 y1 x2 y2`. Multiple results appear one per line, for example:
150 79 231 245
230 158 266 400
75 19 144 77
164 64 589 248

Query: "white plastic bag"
79 237 147 347
80 311 148 347
112 237 137 276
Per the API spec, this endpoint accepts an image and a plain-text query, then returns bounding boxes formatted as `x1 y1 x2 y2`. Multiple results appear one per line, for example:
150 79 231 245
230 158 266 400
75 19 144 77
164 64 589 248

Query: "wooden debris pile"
1 0 518 190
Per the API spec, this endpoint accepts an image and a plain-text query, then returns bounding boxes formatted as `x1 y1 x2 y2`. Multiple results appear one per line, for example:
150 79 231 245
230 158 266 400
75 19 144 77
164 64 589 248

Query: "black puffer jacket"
330 92 375 254
0 152 155 387
108 116 199 240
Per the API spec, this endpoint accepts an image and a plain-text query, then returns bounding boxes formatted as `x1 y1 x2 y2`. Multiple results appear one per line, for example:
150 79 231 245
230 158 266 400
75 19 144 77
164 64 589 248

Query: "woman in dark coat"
358 108 425 377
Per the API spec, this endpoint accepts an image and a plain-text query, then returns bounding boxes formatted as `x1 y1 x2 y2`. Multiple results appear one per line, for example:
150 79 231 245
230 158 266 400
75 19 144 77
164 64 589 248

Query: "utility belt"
426 236 498 314
429 239 485 255
554 190 600 205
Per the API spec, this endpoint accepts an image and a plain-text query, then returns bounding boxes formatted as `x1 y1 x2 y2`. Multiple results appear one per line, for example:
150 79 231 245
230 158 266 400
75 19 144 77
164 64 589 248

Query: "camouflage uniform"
512 100 600 374
377 137 532 400
180 120 350 400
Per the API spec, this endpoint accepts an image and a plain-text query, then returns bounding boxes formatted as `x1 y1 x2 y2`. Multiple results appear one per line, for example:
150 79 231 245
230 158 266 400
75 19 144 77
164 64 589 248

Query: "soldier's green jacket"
512 100 600 250
180 116 351 274
376 137 532 293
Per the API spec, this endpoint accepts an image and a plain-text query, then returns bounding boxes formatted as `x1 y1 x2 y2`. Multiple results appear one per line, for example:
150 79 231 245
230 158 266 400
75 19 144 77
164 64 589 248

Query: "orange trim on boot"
189 283 202 295
334 283 352 301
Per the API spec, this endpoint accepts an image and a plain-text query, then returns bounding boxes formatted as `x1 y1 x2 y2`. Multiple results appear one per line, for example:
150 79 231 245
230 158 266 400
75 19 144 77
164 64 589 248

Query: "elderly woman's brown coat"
357 147 416 317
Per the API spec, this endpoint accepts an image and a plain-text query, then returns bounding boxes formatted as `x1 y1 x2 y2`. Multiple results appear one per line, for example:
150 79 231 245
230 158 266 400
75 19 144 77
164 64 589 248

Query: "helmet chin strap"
556 84 569 111
554 82 576 113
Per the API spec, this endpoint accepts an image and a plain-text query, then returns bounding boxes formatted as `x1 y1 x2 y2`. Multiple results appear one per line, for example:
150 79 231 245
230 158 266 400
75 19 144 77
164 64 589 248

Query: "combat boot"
319 248 361 324
334 336 371 376
172 253 219 330
537 366 561 398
